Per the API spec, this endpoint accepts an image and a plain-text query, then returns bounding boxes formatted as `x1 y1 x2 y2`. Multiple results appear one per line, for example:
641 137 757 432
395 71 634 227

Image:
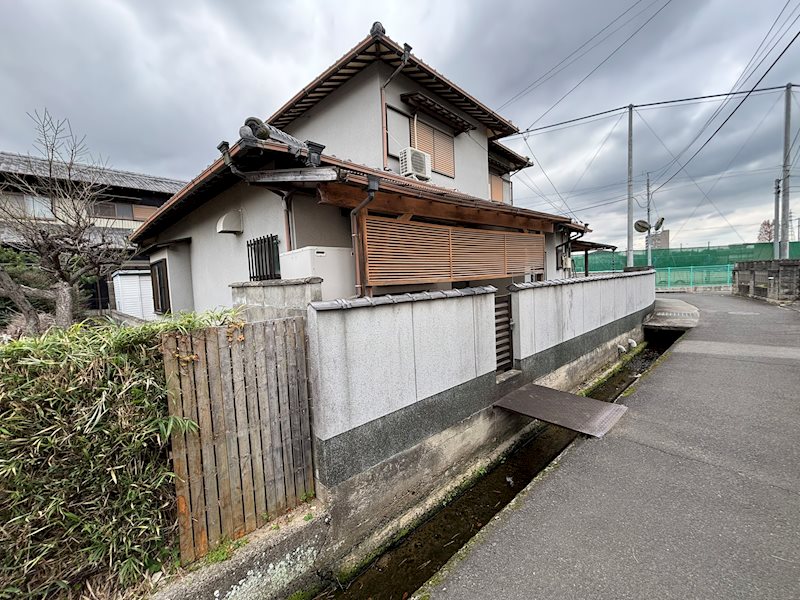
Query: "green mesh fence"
573 241 800 272
573 242 800 289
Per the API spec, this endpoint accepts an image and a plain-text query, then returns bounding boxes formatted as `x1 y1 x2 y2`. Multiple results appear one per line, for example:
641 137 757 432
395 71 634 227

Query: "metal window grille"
247 234 281 281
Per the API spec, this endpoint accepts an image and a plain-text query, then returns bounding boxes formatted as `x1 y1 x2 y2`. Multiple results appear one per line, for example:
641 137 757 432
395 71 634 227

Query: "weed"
303 513 314 522
204 538 248 565
299 491 316 503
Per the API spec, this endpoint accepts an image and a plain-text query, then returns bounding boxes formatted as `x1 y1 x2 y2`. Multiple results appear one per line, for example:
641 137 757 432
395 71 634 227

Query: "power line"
653 29 800 193
522 136 580 221
564 112 626 199
635 109 746 242
504 85 788 139
523 0 674 131
498 0 650 110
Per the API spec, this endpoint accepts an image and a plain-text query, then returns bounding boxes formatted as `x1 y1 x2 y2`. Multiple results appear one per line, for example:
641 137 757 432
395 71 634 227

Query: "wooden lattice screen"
162 317 313 564
363 215 545 286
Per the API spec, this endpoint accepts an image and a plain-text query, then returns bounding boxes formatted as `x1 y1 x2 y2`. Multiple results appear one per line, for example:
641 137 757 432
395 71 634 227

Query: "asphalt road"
423 293 800 600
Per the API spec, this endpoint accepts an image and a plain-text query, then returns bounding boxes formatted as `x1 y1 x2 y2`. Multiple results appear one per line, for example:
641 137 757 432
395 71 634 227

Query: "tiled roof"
0 151 185 195
267 24 518 139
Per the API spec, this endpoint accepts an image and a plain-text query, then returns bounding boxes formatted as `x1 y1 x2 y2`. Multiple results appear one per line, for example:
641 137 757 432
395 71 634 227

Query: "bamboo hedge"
0 313 232 598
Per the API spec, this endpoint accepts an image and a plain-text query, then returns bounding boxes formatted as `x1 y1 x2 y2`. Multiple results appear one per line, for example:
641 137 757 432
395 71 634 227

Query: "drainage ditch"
313 329 682 600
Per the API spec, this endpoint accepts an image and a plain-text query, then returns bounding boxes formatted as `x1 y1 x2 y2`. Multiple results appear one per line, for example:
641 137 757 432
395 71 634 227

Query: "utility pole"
774 178 781 259
646 173 652 267
627 104 634 267
780 83 791 258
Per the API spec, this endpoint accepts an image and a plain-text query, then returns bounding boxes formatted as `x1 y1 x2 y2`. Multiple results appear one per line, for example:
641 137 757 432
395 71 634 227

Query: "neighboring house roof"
0 151 185 196
572 240 617 252
267 22 518 139
130 132 585 245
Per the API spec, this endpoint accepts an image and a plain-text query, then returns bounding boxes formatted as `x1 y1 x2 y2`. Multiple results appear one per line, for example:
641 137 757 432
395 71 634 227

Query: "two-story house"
0 151 184 318
130 23 586 315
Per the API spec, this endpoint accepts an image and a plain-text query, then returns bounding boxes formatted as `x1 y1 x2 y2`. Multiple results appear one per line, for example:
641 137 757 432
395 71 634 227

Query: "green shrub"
0 312 232 598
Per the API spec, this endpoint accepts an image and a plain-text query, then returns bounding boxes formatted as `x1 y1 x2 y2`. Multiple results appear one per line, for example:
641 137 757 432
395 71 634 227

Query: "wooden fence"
162 317 313 564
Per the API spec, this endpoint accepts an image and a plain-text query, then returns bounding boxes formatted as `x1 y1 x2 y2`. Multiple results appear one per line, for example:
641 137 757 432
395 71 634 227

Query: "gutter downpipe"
351 174 381 296
555 224 586 277
381 43 412 170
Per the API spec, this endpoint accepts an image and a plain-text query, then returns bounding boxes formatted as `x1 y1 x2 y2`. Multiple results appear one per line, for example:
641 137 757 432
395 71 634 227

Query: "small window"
490 174 504 202
247 234 281 281
386 107 411 157
413 120 455 178
133 204 157 221
27 195 54 219
92 202 117 218
150 259 170 314
115 203 134 219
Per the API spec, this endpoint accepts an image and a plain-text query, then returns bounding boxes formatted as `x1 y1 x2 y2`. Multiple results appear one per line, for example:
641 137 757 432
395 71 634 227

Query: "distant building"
0 151 184 317
651 229 670 250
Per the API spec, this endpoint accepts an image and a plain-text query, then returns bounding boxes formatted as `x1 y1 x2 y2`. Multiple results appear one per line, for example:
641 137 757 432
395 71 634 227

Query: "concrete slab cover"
644 297 699 330
494 383 627 438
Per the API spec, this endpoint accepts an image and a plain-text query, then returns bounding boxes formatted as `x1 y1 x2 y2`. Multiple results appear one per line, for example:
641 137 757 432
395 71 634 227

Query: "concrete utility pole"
774 179 781 259
646 173 652 267
780 83 792 258
627 104 634 267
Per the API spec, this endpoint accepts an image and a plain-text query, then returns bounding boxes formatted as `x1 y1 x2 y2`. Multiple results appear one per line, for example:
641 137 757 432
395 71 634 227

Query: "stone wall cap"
230 277 323 288
507 269 654 292
309 285 497 311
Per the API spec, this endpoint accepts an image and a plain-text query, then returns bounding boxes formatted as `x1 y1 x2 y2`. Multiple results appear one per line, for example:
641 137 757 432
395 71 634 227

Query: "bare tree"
757 219 774 243
0 110 131 334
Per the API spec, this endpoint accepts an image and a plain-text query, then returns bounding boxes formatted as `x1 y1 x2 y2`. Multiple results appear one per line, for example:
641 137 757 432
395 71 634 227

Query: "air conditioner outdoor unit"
399 146 432 180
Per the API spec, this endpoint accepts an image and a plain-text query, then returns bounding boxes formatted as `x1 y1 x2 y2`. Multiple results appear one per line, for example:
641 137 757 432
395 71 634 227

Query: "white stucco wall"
290 194 352 249
307 292 496 441
284 65 384 169
150 182 287 312
510 271 656 361
381 63 490 200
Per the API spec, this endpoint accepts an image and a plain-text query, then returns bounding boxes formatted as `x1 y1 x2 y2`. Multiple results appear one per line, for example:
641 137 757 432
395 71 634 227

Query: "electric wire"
653 28 800 193
523 0 674 131
498 0 651 110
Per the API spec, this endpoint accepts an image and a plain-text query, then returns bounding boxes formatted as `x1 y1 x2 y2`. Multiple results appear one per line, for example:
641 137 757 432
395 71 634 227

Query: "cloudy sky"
1 0 798 249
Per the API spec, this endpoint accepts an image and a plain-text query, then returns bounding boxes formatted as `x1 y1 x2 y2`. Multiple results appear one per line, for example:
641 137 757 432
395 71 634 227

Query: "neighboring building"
130 23 587 314
0 151 184 317
651 229 670 250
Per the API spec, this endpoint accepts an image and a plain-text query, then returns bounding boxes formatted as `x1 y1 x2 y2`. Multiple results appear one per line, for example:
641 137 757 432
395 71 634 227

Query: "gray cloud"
0 0 797 248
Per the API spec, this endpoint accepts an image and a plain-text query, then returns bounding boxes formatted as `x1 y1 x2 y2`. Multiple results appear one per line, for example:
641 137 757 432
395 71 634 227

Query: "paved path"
423 293 800 600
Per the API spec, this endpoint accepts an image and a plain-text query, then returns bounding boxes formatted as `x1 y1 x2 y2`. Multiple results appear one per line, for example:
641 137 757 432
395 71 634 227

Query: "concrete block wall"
230 277 323 321
510 270 656 362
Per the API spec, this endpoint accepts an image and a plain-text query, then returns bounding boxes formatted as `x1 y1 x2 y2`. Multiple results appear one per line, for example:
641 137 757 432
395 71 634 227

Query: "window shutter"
133 204 157 221
490 174 504 202
433 129 455 177
415 121 434 157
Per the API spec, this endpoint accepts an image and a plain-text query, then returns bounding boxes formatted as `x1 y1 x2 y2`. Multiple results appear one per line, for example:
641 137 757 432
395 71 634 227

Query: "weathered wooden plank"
274 319 297 507
191 332 221 549
163 334 195 564
230 327 256 533
206 328 233 540
243 322 268 528
253 322 279 520
264 320 287 515
293 317 315 497
284 318 307 501
218 327 245 538
177 334 208 558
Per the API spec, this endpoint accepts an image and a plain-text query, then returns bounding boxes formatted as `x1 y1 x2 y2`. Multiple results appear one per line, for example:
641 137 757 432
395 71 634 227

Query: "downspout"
555 225 586 276
280 192 293 252
380 43 412 170
351 175 381 296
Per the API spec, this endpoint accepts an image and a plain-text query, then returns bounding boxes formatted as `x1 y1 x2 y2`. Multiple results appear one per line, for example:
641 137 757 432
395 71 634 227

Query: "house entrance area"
495 294 513 372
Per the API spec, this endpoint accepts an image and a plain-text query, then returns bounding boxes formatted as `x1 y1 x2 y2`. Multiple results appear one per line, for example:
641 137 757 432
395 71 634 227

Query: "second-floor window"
92 202 157 221
1 193 55 219
413 120 455 178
